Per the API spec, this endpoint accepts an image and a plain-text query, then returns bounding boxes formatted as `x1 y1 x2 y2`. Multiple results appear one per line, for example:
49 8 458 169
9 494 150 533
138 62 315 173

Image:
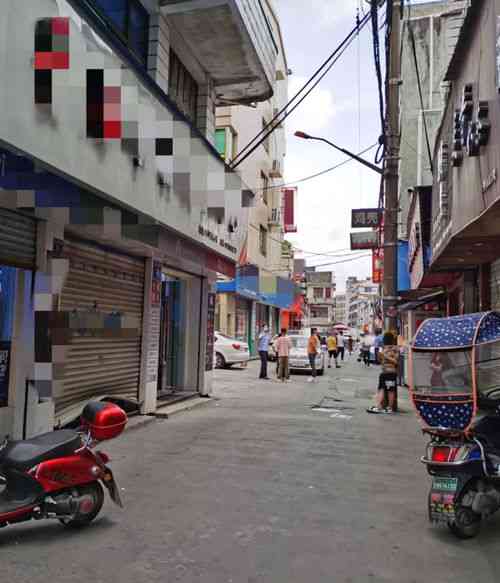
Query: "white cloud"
286 76 336 133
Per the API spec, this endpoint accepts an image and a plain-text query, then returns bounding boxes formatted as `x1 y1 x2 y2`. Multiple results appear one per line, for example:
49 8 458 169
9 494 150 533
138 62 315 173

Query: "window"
311 307 328 319
259 226 267 256
261 172 269 205
325 287 332 299
92 0 149 66
169 50 199 124
313 287 323 299
215 129 226 158
215 127 238 162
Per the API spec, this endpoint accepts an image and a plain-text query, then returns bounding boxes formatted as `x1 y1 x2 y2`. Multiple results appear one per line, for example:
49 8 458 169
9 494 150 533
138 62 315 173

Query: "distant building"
305 271 336 332
346 278 378 332
334 293 347 325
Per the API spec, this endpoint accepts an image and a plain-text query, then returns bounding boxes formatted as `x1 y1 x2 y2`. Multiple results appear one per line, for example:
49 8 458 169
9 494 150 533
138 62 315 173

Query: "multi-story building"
334 293 347 326
305 271 336 332
0 0 278 438
412 0 500 321
215 1 295 351
346 278 378 332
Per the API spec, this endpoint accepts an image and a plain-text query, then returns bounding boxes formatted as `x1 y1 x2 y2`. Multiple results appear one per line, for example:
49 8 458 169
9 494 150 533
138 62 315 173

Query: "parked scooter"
410 312 500 538
0 401 127 530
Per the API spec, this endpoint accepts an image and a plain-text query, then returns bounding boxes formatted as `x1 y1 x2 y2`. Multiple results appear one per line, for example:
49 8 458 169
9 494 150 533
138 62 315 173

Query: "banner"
372 248 384 284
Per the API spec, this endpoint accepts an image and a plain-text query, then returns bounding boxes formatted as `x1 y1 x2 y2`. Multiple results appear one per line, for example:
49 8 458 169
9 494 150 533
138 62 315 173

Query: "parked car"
214 332 250 369
288 335 325 375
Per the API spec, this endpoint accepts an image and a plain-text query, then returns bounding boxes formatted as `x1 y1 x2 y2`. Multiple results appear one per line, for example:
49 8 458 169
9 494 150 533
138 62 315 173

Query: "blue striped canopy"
413 312 500 349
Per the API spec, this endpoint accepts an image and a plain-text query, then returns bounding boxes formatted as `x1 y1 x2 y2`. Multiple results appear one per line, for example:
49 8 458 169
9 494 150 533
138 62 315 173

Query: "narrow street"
1 356 499 582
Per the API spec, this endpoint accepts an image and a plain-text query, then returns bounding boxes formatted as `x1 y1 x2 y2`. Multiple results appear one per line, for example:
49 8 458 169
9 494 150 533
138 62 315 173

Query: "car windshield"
412 349 473 396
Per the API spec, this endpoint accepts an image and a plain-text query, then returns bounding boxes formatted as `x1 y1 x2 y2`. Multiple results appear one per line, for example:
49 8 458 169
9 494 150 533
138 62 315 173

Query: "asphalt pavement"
1 353 499 583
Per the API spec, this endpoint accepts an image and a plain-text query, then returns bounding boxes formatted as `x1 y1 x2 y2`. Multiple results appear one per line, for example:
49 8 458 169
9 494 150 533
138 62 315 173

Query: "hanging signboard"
351 208 382 229
372 248 384 284
350 230 378 250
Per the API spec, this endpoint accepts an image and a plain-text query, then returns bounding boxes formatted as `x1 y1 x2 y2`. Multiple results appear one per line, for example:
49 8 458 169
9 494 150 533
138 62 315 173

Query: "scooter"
0 401 127 530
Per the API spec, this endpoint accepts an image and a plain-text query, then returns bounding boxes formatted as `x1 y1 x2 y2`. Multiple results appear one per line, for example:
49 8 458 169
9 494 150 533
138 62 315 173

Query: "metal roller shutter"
0 208 37 269
57 239 145 422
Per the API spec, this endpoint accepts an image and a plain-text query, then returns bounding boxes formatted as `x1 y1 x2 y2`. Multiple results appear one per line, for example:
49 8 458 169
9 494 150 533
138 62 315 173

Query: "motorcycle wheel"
447 506 482 539
59 482 104 528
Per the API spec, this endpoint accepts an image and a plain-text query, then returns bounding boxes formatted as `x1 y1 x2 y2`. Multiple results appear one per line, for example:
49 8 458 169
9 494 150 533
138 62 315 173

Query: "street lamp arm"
294 131 383 175
314 137 383 175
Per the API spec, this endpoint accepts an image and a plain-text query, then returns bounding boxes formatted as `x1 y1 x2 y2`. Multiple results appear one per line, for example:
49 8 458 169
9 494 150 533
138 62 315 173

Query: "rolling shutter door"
0 208 37 269
56 239 145 422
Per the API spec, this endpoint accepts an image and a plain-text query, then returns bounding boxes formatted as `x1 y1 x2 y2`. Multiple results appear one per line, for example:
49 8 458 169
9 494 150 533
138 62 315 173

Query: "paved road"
1 354 499 582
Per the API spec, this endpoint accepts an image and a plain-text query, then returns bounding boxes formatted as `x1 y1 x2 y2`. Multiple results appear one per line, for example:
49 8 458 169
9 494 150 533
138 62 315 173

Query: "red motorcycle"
0 401 127 529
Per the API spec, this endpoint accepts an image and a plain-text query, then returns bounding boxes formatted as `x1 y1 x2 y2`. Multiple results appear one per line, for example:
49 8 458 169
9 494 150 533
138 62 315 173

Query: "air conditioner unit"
269 207 281 226
269 158 283 178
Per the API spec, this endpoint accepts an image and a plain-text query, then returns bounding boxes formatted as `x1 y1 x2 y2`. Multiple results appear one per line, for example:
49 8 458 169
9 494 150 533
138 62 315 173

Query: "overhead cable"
230 11 371 170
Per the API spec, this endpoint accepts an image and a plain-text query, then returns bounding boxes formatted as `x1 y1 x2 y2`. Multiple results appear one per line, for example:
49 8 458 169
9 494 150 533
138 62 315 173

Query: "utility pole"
382 0 402 334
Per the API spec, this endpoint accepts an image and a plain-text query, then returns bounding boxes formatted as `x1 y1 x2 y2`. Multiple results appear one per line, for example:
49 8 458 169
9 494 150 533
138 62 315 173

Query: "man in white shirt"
337 331 345 361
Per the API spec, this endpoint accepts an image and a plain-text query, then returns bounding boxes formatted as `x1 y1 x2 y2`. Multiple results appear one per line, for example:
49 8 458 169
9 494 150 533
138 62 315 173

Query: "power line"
230 11 372 170
254 143 378 192
307 254 372 268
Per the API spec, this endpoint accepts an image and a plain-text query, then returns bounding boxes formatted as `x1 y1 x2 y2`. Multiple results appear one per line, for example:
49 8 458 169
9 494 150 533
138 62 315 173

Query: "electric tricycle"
410 312 500 538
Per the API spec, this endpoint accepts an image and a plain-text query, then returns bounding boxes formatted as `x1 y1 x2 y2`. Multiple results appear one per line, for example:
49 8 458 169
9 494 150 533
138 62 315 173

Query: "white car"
214 332 250 369
288 336 325 375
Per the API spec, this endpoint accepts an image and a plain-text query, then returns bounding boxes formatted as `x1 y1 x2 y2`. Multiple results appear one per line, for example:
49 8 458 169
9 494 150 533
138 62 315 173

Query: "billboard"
351 208 382 229
350 230 378 250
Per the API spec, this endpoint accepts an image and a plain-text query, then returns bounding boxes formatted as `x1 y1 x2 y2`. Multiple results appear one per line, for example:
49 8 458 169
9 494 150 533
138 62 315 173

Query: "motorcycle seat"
0 430 82 471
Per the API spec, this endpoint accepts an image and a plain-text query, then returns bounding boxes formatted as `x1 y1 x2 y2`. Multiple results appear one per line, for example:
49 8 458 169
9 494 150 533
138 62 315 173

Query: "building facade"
0 0 277 438
305 271 336 332
346 278 378 333
214 1 295 350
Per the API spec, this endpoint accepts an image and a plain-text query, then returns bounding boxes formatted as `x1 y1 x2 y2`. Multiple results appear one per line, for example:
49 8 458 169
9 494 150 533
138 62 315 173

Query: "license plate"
102 468 123 508
432 476 458 493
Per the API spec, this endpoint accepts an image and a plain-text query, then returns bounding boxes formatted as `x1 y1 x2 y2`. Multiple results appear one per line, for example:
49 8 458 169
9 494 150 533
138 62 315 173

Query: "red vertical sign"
283 188 297 233
372 248 384 284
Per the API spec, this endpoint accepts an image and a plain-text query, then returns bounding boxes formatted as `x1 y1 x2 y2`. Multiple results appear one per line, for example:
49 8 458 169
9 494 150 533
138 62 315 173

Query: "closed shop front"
0 208 37 270
56 239 145 423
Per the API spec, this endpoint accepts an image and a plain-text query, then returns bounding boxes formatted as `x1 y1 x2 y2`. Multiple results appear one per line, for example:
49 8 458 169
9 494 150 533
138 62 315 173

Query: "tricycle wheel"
447 506 481 539
59 482 104 528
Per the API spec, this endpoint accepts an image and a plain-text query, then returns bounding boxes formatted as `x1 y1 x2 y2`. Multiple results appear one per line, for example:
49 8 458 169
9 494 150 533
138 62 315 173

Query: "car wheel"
215 352 226 369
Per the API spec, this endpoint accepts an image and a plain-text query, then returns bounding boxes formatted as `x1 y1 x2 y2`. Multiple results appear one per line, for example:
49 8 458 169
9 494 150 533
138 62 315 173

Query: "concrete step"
154 396 213 419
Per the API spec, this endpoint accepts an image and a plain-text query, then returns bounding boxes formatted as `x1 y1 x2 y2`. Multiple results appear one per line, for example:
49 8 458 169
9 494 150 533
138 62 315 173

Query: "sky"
274 0 384 291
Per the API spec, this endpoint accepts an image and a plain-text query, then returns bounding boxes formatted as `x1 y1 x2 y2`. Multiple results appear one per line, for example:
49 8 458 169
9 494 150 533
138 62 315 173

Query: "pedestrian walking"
367 332 399 414
347 336 353 355
275 330 282 378
326 333 340 368
275 328 292 382
257 325 271 380
374 331 384 365
307 328 320 383
360 334 372 366
337 331 345 361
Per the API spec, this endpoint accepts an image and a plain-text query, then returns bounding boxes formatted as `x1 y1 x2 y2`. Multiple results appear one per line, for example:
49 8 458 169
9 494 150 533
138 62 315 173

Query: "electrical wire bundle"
230 10 372 171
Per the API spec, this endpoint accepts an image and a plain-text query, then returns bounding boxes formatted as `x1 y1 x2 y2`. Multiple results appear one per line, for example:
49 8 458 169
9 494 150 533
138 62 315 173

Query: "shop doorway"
157 269 202 400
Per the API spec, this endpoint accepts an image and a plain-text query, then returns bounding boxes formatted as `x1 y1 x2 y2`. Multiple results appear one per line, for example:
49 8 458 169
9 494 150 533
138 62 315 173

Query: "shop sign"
0 341 10 406
151 261 162 307
351 208 381 229
372 248 384 284
205 293 216 371
350 230 378 250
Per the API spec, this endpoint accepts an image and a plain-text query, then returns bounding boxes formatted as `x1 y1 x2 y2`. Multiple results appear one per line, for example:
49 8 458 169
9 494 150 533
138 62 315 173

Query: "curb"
154 396 214 419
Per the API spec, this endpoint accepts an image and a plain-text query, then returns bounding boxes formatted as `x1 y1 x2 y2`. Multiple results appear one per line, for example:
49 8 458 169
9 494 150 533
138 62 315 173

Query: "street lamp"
294 131 382 175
